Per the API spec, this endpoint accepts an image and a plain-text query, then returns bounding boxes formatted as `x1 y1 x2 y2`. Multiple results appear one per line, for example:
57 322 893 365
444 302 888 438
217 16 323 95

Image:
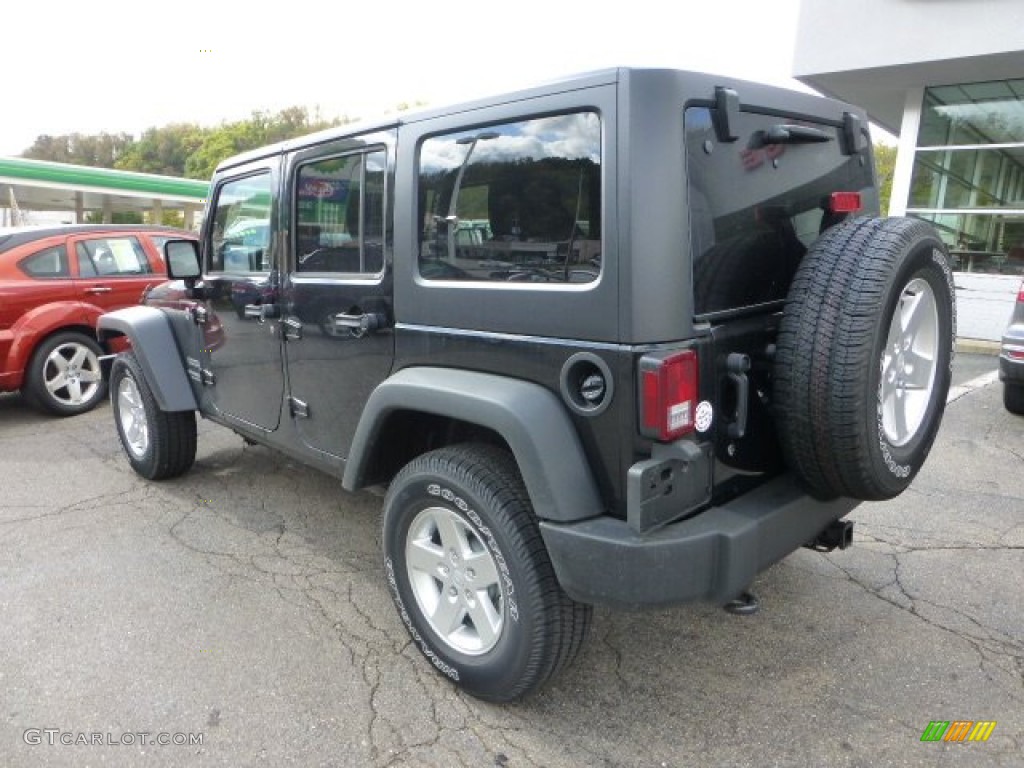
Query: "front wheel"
110 352 197 480
382 444 591 702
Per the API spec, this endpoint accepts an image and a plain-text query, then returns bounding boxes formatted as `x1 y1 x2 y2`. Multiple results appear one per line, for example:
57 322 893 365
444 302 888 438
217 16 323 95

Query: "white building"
794 0 1024 340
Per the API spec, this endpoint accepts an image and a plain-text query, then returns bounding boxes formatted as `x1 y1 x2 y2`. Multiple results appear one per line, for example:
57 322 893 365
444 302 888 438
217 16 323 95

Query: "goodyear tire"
382 443 591 702
774 217 955 500
110 352 197 480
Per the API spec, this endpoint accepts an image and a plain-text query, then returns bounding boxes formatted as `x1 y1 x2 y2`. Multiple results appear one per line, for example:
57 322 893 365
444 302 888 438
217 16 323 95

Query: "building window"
911 212 1024 275
917 80 1024 147
907 79 1024 275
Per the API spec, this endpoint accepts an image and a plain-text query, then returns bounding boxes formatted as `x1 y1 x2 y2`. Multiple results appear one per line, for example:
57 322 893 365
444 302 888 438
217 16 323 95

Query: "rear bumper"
539 473 858 609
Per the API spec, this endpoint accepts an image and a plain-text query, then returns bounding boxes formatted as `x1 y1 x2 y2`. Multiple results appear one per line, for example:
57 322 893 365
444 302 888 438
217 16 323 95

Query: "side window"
75 237 151 277
209 173 273 273
294 149 386 274
418 111 602 283
149 236 171 257
18 245 70 278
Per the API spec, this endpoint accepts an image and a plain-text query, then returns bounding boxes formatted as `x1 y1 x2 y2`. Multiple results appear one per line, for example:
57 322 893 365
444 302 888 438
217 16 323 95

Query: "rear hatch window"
685 105 876 318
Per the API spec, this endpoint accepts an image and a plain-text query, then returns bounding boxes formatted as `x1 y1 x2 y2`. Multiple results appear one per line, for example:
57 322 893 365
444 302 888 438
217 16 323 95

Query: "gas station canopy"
0 156 208 227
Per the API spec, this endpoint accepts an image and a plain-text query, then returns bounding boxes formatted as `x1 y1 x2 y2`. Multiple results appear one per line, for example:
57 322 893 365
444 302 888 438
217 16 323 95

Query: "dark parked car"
0 225 196 415
1000 278 1024 414
99 69 955 701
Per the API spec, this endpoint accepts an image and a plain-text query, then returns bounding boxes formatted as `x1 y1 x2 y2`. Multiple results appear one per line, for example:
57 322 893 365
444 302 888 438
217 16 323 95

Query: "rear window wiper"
751 124 833 147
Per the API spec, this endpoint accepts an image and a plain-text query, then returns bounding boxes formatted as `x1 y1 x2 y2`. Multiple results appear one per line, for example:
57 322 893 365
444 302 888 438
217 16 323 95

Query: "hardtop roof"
213 67 864 174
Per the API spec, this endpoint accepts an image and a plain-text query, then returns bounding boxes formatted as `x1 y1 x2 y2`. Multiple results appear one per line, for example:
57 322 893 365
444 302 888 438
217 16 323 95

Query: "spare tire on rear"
773 216 956 501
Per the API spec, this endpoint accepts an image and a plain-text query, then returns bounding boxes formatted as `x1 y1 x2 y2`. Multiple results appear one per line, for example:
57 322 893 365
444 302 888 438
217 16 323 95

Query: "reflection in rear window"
685 106 875 316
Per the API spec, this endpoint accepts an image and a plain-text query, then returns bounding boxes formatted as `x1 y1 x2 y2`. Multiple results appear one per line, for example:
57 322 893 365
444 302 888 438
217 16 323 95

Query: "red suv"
0 225 196 415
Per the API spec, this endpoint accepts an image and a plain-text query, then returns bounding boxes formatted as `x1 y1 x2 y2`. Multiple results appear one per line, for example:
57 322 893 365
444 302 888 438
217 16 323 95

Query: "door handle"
244 303 280 322
282 316 302 340
85 286 112 294
333 311 386 335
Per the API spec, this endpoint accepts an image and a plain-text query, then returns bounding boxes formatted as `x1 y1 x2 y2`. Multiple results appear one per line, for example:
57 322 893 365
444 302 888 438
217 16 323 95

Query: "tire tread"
385 443 591 701
774 216 954 500
1005 382 1024 415
111 352 196 480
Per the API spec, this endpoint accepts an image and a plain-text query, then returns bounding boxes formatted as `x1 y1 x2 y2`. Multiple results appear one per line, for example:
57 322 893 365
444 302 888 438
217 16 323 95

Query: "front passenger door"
198 164 286 432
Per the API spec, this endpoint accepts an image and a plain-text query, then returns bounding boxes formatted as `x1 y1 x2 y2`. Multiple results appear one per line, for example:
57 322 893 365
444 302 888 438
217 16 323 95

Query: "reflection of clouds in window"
421 140 475 173
521 113 600 151
366 151 386 173
223 182 268 206
922 80 1024 146
420 112 600 173
932 102 1024 141
686 107 713 132
471 135 547 162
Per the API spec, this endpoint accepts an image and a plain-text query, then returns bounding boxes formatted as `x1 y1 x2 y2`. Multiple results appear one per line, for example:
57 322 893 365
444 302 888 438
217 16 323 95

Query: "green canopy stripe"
0 157 208 200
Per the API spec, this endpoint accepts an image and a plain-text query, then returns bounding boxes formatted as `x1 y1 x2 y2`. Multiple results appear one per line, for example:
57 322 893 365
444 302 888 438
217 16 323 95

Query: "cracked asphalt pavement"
1 355 1021 767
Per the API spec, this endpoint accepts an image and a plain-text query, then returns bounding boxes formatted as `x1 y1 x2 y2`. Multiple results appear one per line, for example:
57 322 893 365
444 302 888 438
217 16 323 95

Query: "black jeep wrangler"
99 69 955 701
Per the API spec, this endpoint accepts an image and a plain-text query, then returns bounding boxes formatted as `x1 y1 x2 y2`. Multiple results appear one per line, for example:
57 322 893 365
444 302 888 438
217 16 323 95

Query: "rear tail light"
1016 280 1024 304
639 350 698 441
829 191 862 213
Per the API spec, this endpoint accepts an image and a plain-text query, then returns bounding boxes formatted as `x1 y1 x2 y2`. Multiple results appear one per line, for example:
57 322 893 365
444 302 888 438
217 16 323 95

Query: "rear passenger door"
280 131 396 459
70 233 162 313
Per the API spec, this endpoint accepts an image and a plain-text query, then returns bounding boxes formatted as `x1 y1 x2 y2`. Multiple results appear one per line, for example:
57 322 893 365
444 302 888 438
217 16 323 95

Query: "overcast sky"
1 0 814 157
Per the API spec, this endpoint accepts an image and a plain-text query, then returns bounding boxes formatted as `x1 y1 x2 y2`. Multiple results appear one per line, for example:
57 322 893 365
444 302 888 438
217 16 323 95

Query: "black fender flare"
97 306 198 413
342 367 603 523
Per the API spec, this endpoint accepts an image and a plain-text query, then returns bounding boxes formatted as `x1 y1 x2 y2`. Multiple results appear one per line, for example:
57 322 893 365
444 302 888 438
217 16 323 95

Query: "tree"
115 124 205 177
85 210 143 224
874 143 897 216
181 107 352 180
20 105 366 181
22 132 135 168
184 129 242 180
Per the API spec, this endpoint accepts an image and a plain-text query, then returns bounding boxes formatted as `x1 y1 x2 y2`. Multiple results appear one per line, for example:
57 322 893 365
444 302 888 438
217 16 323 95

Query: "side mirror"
164 239 202 280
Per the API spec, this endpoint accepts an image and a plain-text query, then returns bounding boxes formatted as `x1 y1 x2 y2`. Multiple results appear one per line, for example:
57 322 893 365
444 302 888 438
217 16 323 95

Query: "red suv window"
18 245 70 278
75 237 152 277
